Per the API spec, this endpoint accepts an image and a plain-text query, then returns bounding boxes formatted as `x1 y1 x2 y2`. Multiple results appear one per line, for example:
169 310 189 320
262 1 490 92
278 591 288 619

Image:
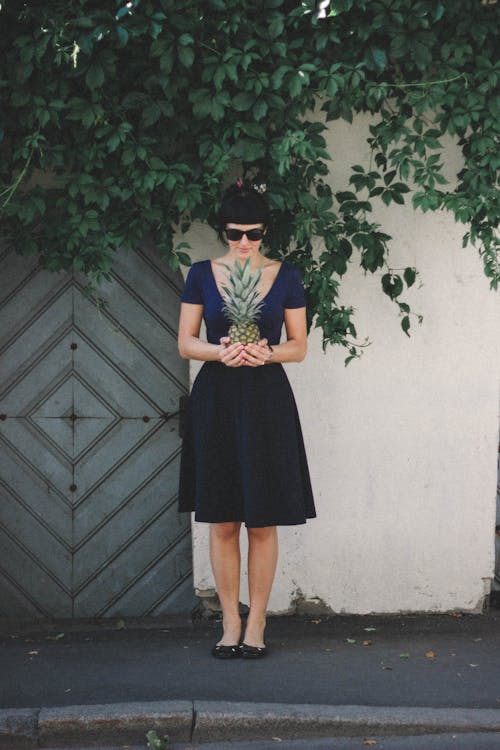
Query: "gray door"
0 238 195 619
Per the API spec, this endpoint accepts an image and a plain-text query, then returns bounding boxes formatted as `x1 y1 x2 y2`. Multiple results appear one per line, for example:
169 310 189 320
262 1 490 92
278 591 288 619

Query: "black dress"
178 260 316 528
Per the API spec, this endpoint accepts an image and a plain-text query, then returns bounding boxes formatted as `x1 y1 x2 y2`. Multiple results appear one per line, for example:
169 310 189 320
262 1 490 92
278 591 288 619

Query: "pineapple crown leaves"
221 259 265 324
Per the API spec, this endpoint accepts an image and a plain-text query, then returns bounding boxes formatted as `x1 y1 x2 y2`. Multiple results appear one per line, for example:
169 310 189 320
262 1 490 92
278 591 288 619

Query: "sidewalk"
1 609 500 747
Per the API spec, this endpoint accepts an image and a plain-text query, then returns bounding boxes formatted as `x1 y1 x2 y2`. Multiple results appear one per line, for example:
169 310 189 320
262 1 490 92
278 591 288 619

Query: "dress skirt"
178 361 316 528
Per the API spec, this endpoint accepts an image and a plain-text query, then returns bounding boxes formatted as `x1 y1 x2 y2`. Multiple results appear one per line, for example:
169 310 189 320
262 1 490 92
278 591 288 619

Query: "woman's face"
225 223 265 263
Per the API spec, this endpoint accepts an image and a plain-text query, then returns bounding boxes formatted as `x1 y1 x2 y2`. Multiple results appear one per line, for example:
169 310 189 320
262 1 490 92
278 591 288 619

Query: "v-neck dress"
177 259 316 528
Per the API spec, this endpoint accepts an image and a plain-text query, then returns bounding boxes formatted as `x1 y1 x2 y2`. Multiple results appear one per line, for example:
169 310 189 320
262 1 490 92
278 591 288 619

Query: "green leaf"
391 190 405 205
211 97 225 121
383 170 397 186
382 274 404 299
107 134 120 152
116 6 131 20
366 47 387 71
149 156 168 170
213 66 226 90
178 33 194 46
116 26 129 47
253 99 268 121
176 251 192 266
160 49 174 74
403 267 416 287
391 182 410 193
143 102 161 126
240 122 266 139
178 46 194 67
326 77 339 96
289 74 303 98
85 64 104 90
271 65 292 89
330 252 347 275
268 17 284 38
231 139 266 160
232 92 255 111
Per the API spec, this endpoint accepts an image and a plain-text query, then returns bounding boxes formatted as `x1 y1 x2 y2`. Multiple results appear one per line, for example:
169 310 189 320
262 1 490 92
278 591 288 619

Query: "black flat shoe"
240 642 268 659
212 643 242 659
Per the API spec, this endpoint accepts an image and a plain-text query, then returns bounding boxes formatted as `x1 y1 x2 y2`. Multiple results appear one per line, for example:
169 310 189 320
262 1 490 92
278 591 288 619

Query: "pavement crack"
190 698 196 742
35 706 41 748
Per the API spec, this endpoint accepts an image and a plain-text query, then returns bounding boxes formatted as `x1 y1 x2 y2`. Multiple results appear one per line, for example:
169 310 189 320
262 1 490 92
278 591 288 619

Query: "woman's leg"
209 521 242 645
243 525 278 647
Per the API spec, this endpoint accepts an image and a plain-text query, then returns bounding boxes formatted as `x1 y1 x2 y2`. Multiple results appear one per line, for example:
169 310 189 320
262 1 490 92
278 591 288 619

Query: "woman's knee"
247 525 277 543
211 521 241 542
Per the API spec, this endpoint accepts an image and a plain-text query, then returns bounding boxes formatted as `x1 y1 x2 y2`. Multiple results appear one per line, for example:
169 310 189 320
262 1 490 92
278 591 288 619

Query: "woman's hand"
219 337 245 367
241 339 272 367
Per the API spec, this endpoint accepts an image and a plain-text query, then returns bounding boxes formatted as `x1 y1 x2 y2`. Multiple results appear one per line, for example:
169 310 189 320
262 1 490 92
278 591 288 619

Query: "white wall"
180 114 500 614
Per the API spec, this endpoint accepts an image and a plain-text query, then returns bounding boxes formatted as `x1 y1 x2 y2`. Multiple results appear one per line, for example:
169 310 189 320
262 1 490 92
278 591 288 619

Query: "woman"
177 181 316 659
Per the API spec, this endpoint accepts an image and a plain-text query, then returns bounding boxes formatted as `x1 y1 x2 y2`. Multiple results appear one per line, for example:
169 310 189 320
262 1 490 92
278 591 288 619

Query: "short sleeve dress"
178 259 316 528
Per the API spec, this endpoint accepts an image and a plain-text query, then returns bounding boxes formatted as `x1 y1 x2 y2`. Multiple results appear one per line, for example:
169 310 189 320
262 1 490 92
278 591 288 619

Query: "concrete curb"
2 700 500 748
193 702 500 742
0 708 38 750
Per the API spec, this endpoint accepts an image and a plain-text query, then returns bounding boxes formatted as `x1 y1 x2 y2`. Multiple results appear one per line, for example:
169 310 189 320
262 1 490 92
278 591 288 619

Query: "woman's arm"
243 307 308 366
178 302 245 366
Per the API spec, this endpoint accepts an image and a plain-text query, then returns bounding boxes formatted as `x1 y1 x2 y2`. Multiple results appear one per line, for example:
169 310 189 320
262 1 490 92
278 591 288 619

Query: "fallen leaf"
363 740 378 745
346 638 356 644
362 640 373 646
425 651 436 659
400 653 410 659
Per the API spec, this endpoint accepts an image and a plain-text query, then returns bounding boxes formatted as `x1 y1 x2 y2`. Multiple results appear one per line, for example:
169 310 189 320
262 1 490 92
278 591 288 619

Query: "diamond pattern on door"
0 238 195 619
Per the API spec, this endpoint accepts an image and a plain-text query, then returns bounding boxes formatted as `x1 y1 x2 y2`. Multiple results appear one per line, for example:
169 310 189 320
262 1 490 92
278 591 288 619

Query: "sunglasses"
225 228 264 241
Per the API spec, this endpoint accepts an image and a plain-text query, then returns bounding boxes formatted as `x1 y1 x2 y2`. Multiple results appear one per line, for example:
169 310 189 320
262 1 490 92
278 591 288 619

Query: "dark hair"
217 181 270 242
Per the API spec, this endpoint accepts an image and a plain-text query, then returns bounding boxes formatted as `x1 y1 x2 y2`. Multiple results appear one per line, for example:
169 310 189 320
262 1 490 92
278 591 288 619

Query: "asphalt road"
45 734 500 750
2 612 500 710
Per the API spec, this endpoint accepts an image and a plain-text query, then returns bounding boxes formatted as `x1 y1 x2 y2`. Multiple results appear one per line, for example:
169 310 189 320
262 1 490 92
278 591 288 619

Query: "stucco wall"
179 113 500 614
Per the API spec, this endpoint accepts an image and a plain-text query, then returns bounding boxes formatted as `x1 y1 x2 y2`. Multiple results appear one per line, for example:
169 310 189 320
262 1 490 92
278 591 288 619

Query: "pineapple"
221 259 264 344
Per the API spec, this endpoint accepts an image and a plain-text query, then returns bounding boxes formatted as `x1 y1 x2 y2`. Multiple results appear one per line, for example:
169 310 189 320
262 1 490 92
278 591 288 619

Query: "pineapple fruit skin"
228 322 261 345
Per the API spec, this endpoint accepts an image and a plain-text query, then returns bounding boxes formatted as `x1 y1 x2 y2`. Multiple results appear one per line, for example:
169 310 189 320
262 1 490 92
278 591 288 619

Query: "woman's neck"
221 251 267 271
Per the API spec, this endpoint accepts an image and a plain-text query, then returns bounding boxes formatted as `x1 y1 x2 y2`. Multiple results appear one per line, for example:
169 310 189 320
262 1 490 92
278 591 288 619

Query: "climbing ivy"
0 0 498 359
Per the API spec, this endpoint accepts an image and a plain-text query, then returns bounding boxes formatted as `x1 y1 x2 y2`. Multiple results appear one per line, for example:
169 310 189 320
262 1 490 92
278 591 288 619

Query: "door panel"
0 239 194 619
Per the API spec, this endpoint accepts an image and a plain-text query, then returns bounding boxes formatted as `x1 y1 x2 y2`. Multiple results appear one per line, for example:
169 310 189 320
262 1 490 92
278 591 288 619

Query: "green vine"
0 0 498 360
